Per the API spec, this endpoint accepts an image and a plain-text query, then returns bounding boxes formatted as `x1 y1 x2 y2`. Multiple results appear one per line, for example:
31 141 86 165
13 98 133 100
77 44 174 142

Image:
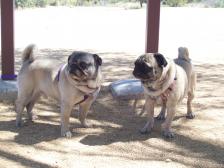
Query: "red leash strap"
161 77 177 101
74 95 89 105
55 64 96 105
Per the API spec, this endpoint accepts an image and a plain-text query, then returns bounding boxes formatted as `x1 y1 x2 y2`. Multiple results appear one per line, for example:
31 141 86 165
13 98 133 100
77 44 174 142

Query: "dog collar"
160 64 177 100
74 87 100 105
56 64 66 81
143 61 177 98
74 95 89 105
56 65 100 105
160 77 177 101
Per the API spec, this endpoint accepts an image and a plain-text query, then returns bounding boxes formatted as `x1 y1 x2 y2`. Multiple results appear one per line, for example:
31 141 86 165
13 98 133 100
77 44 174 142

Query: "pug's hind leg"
156 100 166 120
79 96 94 128
187 72 196 119
140 98 155 134
26 93 40 121
186 92 195 119
16 99 26 127
16 92 33 127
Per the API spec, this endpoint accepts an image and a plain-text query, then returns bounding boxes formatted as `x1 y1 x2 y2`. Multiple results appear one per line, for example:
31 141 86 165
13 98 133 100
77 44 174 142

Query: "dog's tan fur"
16 44 102 138
134 47 196 138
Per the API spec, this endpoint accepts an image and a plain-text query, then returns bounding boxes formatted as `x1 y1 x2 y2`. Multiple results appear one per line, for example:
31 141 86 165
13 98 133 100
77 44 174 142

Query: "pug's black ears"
154 53 167 67
93 54 102 66
68 55 71 63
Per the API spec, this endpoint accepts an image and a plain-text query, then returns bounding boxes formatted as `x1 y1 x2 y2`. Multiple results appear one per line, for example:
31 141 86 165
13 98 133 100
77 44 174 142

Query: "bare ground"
0 49 224 168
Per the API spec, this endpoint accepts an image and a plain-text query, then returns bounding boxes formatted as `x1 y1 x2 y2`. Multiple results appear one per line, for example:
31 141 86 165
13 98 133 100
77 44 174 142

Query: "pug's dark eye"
69 60 77 66
79 62 89 69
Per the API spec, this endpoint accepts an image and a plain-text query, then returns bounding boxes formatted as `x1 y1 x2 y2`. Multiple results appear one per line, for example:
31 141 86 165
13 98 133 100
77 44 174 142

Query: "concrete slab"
109 79 144 100
0 79 109 103
0 79 17 102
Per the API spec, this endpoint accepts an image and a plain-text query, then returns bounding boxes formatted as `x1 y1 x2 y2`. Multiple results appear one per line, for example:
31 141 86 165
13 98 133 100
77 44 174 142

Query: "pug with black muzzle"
133 48 196 138
16 44 103 138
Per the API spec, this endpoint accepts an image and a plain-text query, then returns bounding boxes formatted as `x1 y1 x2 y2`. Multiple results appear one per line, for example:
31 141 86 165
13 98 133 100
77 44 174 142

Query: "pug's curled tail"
178 47 190 62
22 44 37 63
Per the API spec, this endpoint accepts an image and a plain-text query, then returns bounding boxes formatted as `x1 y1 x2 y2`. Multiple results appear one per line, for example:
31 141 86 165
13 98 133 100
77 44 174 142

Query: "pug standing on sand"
133 47 196 138
16 44 103 138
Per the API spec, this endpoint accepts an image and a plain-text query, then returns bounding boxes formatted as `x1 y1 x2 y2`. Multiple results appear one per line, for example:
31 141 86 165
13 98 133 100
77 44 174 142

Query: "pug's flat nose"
79 62 88 70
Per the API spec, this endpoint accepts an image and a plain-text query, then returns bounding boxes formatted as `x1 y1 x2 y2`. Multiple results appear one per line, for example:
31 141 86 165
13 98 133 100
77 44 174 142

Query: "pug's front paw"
140 127 151 134
156 112 165 120
16 118 23 128
81 121 93 128
61 130 72 138
162 130 174 138
186 112 195 119
140 121 153 134
16 121 23 128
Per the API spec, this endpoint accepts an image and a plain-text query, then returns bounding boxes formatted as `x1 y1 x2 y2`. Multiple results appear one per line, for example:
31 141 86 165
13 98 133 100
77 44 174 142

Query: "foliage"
15 0 143 8
15 0 84 8
14 0 224 8
16 0 36 8
214 0 224 7
162 0 188 7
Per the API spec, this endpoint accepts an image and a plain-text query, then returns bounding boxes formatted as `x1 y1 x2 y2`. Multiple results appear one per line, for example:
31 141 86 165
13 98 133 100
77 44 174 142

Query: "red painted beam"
145 0 161 53
1 0 16 80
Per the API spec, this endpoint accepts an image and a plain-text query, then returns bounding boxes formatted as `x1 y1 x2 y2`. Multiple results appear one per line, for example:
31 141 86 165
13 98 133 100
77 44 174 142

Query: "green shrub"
56 0 78 6
15 0 224 8
187 0 201 2
16 0 36 8
35 0 48 7
214 0 224 7
162 0 188 6
15 0 100 7
16 0 52 7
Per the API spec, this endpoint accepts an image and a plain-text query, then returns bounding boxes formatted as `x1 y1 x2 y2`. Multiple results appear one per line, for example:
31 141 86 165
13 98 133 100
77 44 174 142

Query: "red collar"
55 65 90 105
160 77 177 101
75 95 89 105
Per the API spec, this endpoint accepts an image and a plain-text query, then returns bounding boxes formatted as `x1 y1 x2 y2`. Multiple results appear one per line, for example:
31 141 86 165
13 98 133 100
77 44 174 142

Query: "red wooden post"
1 0 16 80
145 0 161 53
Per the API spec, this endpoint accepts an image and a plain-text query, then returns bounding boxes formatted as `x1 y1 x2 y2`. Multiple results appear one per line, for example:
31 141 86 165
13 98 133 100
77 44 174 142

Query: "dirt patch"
0 61 224 168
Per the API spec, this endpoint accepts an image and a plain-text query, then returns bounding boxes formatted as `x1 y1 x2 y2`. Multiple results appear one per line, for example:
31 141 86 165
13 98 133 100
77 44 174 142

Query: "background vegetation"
15 0 224 8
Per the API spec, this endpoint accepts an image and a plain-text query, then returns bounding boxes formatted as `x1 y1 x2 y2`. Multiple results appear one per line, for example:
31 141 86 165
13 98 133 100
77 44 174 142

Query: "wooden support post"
1 0 16 80
145 0 161 53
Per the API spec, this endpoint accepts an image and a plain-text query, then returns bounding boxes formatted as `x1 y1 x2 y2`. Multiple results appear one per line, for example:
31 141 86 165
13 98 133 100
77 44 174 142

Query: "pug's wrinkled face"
67 51 102 81
133 53 167 82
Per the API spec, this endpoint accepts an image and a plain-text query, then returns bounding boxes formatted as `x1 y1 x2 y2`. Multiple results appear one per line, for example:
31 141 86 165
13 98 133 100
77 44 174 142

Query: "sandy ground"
0 49 224 168
0 6 224 168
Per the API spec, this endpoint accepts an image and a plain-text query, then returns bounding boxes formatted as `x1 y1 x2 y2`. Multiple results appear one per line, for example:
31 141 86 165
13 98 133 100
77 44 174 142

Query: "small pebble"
165 158 172 162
